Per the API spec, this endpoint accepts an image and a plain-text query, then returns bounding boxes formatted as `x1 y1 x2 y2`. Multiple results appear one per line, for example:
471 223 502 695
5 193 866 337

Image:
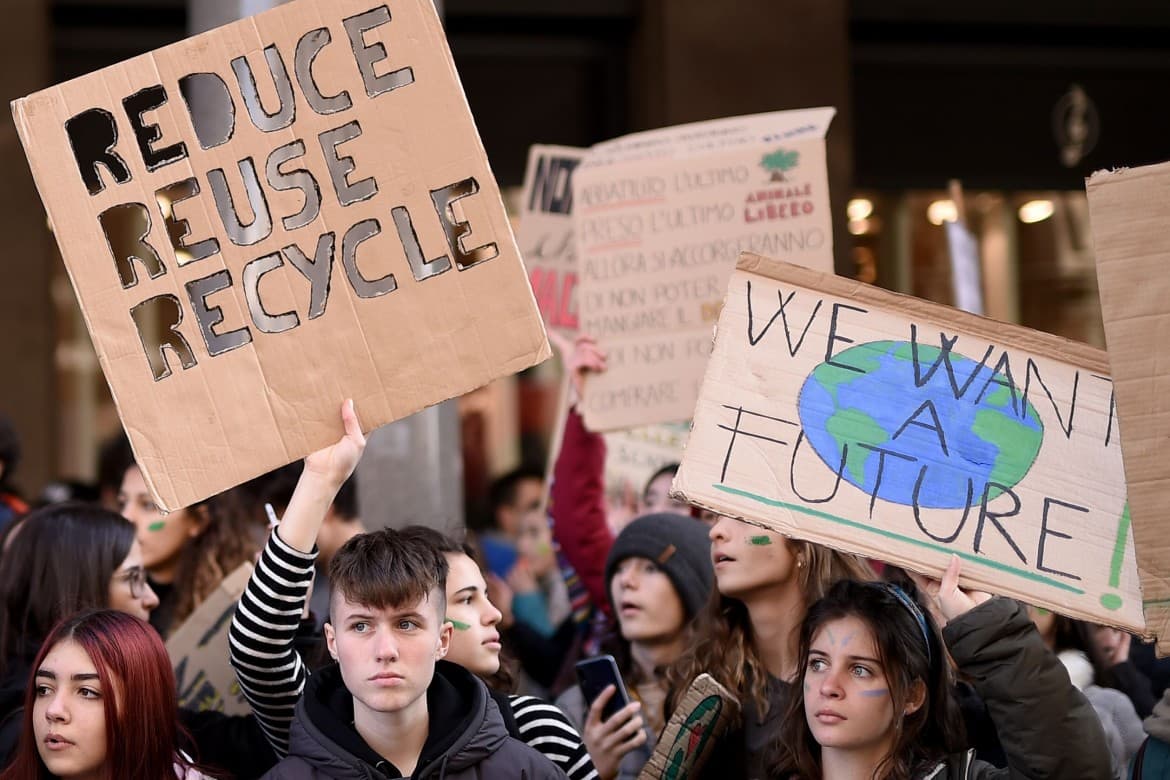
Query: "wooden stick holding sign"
674 252 1146 635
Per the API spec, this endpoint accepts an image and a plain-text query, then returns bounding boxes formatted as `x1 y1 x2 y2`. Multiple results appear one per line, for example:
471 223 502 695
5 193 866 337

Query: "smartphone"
575 655 632 722
479 535 518 580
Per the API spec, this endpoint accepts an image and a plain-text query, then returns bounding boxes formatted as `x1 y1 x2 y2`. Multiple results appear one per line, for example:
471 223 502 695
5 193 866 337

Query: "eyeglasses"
117 566 148 599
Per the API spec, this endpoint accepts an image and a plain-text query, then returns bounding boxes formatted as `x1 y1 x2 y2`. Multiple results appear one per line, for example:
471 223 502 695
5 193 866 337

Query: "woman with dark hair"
228 403 598 779
772 557 1111 779
0 609 211 779
666 516 873 780
0 503 275 777
119 465 262 636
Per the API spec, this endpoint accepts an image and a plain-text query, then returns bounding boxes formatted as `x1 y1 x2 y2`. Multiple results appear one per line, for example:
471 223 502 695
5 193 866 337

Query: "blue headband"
883 584 932 664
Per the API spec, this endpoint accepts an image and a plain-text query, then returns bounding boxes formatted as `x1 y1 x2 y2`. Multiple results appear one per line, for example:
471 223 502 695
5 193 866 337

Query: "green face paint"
148 521 166 532
446 618 471 631
748 535 772 546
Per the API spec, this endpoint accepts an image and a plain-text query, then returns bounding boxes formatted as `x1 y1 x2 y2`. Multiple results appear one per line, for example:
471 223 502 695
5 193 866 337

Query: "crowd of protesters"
0 332 1167 780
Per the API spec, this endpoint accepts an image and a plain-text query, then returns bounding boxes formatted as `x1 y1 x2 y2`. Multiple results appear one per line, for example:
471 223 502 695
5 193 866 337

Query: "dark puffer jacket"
919 598 1111 779
261 660 566 780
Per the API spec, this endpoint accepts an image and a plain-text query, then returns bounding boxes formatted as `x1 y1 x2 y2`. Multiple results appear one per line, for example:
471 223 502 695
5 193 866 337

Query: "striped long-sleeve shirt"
228 529 598 780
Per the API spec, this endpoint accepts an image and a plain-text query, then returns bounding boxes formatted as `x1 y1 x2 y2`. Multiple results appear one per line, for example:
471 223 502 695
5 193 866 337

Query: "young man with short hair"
241 402 566 779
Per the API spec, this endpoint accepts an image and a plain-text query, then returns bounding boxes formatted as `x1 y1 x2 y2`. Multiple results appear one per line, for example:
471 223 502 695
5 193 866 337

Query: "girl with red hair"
0 609 213 780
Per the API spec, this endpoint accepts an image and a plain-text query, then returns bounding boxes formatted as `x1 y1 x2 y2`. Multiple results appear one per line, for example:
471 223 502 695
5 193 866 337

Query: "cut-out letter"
392 205 450 281
266 140 322 231
295 28 353 115
431 178 499 270
283 232 336 319
179 73 236 150
122 84 187 171
319 121 376 206
342 5 415 98
65 108 131 195
342 219 396 298
207 158 274 246
98 203 166 289
231 45 296 132
185 270 252 356
243 253 300 334
130 295 197 381
155 178 220 264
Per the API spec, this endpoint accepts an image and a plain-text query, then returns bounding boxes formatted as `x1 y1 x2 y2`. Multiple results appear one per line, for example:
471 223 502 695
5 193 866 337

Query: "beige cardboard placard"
168 563 253 716
637 674 738 780
12 0 550 511
675 252 1145 633
518 145 585 334
1087 162 1170 652
604 422 689 503
574 108 836 432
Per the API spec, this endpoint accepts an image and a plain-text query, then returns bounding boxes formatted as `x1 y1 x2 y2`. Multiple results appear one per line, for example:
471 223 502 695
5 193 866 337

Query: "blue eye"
808 658 827 672
851 665 873 678
351 621 370 633
398 620 418 631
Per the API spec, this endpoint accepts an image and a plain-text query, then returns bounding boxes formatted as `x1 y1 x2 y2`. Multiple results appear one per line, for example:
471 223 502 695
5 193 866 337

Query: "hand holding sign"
908 555 993 626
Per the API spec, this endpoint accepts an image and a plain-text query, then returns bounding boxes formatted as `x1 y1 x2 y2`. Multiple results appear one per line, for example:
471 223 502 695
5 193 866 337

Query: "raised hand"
909 554 993 625
304 399 366 487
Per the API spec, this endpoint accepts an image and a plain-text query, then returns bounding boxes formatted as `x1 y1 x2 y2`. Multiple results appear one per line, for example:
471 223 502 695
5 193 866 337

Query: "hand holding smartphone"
575 655 632 722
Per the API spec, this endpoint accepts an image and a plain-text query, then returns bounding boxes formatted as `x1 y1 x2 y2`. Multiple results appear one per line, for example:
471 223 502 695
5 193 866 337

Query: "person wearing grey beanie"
556 513 714 780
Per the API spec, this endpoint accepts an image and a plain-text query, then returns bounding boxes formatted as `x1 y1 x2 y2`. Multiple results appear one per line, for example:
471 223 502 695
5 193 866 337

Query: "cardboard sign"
604 422 688 503
518 145 585 334
675 252 1145 633
168 563 253 716
573 108 836 431
11 0 550 511
1087 163 1170 651
637 674 738 780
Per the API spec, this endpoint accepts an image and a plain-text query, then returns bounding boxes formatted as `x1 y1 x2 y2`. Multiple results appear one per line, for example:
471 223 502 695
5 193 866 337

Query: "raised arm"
923 558 1112 780
550 336 615 617
228 400 366 756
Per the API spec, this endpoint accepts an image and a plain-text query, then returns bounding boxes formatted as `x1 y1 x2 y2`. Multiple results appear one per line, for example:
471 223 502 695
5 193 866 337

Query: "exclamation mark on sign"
1100 504 1131 612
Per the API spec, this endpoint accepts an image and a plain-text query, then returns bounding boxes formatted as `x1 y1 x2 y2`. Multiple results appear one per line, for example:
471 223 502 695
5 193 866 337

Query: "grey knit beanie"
604 512 713 619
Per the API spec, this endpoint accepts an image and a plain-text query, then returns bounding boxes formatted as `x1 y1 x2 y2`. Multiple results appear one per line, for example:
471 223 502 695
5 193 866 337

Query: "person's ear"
185 505 212 538
324 622 339 662
436 621 452 660
904 679 927 717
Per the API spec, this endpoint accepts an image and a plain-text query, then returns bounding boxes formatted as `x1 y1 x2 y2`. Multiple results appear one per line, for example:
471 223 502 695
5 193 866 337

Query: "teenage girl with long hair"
0 609 213 779
772 557 1111 779
666 516 873 779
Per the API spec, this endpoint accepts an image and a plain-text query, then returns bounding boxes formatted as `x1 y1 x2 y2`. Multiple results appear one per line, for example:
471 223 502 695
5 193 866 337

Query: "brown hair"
667 538 874 719
170 489 260 633
329 527 449 619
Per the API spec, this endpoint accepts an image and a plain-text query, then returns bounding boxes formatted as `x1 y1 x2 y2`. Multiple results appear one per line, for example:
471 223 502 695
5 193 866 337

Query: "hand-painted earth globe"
796 340 1044 509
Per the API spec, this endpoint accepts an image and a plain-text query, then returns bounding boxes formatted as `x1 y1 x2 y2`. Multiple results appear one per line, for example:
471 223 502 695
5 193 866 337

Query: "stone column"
1 0 53 497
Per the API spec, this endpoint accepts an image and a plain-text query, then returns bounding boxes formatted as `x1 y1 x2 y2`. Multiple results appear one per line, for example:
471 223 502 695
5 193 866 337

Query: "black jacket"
919 598 1111 779
260 660 566 780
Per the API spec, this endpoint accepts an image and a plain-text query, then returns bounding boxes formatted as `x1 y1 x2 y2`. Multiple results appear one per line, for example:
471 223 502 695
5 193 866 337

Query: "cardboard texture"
1087 163 1170 652
12 0 551 511
518 145 585 334
168 562 253 716
637 673 738 780
573 109 836 432
675 252 1145 633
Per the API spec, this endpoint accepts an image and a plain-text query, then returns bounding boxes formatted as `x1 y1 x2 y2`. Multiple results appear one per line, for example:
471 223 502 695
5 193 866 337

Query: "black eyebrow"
35 671 100 682
453 585 479 596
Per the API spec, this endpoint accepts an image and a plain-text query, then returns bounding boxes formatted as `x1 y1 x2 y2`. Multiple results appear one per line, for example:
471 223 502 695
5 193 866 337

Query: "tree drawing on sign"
761 149 799 181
